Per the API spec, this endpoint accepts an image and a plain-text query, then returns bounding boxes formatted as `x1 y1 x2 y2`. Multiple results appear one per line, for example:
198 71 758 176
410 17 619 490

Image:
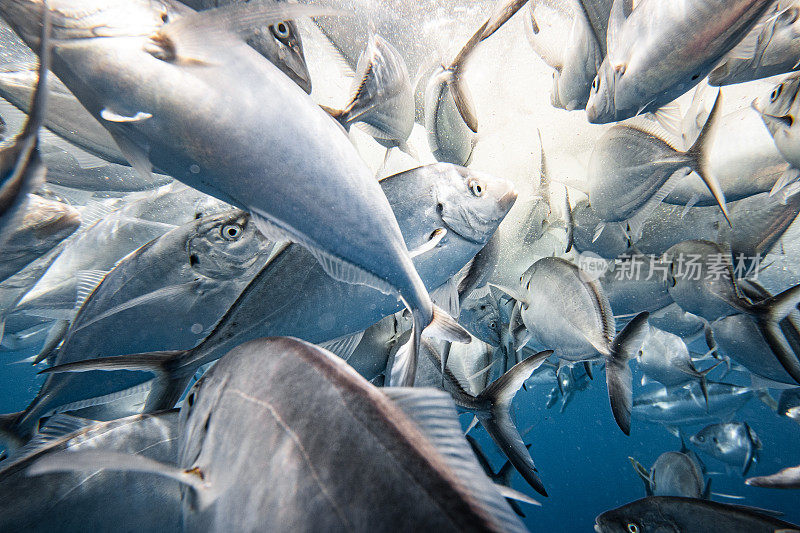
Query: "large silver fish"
31 337 528 532
0 0 471 387
747 464 800 489
35 164 515 420
492 257 650 434
0 412 181 532
0 210 272 444
586 0 774 123
710 1 800 86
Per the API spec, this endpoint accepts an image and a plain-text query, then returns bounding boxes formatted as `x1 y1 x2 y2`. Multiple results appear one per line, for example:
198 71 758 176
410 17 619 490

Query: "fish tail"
751 282 800 385
607 312 650 436
389 305 470 387
39 350 193 412
685 90 729 226
476 349 553 497
628 456 653 496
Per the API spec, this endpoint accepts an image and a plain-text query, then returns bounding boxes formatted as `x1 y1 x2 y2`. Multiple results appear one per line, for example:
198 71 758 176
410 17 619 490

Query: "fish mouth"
593 522 603 533
282 53 312 94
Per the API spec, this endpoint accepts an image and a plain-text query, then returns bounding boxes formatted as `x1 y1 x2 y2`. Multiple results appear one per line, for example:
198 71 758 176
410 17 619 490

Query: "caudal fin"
0 411 26 451
476 349 553 497
607 312 650 435
751 283 800 385
628 456 653 496
685 91 730 226
39 350 192 412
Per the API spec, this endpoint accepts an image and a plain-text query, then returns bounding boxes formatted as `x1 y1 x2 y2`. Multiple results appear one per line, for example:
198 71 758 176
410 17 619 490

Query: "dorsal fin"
382 387 528 533
75 269 109 309
16 414 95 457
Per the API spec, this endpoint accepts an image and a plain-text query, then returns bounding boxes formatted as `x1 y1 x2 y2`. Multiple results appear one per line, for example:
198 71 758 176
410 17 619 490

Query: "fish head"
433 163 517 245
689 424 724 455
585 61 617 124
595 498 672 533
248 19 311 94
754 73 800 142
459 292 502 346
185 209 271 281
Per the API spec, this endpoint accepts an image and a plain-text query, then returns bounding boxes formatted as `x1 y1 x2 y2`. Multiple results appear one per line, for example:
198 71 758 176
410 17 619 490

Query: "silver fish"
690 422 762 476
0 0 471 387
31 337 528 532
492 257 650 435
595 496 798 533
0 210 272 444
629 448 709 498
1 412 181 532
710 1 800 86
632 382 753 426
638 327 718 398
586 0 774 123
326 34 414 151
587 93 729 240
38 164 515 418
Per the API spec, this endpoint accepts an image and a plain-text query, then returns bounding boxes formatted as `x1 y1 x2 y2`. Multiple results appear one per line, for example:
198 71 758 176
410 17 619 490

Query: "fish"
34 164 515 419
747 464 800 489
638 327 719 402
710 1 800 86
755 72 800 169
30 337 529 532
0 210 272 444
587 93 729 241
0 411 181 531
689 422 762 476
664 239 800 384
594 496 800 532
550 362 593 413
629 447 709 498
0 0 472 388
646 301 705 339
491 256 650 434
459 291 503 346
778 387 800 419
586 0 775 124
632 382 753 426
344 311 412 382
0 5 51 248
0 193 79 284
325 34 415 153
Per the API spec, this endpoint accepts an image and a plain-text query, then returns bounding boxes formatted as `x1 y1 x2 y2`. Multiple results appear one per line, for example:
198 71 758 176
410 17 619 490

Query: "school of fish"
0 0 799 530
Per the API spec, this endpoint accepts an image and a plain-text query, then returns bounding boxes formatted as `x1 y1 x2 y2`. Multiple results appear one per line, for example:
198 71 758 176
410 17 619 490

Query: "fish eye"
159 7 169 23
697 435 705 443
270 22 291 41
221 223 244 240
469 179 484 197
627 523 639 533
591 76 600 92
771 84 783 102
489 321 497 329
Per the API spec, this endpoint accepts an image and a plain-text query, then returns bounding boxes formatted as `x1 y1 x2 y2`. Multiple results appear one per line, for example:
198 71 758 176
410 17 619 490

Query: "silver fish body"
689 422 761 475
756 72 800 168
632 382 753 426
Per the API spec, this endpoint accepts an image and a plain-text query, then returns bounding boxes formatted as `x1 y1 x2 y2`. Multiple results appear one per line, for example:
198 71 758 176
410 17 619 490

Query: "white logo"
577 252 610 282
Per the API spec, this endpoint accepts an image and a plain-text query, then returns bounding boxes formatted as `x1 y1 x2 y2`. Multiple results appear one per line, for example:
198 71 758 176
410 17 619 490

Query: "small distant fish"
689 422 762 476
594 496 799 532
325 34 415 153
747 464 800 489
629 447 709 498
710 1 800 86
632 382 753 426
